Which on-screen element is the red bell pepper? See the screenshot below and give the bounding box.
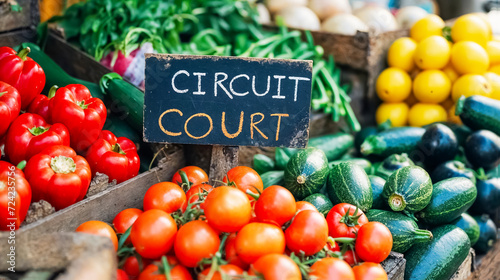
[49,84,107,153]
[0,160,32,230]
[85,130,140,183]
[27,86,59,123]
[0,47,45,110]
[4,113,70,165]
[0,81,21,138]
[24,145,91,210]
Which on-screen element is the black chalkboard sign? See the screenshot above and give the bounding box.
[143,54,313,148]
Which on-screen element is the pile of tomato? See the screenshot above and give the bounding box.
[75,165,393,280]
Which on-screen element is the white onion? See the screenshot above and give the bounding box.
[321,13,369,35]
[396,6,428,29]
[354,6,398,33]
[276,6,321,31]
[257,3,271,24]
[308,0,352,20]
[265,0,307,14]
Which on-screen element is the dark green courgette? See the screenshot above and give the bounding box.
[253,154,275,174]
[329,158,372,173]
[369,175,386,210]
[375,153,414,180]
[473,214,497,254]
[360,127,425,157]
[464,130,500,170]
[303,193,333,216]
[417,123,458,169]
[455,95,500,136]
[469,177,500,215]
[308,133,354,161]
[261,170,285,189]
[326,162,372,212]
[430,160,476,184]
[275,147,293,170]
[450,213,480,246]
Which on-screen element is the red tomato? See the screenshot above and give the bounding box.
[172,166,208,186]
[122,255,153,279]
[326,203,368,238]
[352,262,388,280]
[327,240,341,253]
[0,160,31,230]
[113,208,143,243]
[285,210,328,256]
[223,166,263,201]
[138,262,192,280]
[235,222,286,264]
[343,249,361,266]
[249,254,301,280]
[131,209,177,259]
[75,221,118,251]
[199,264,244,280]
[174,220,220,268]
[204,186,251,233]
[225,233,248,270]
[185,183,213,210]
[254,185,296,226]
[117,269,130,280]
[355,222,393,263]
[309,258,355,280]
[295,201,318,212]
[143,182,187,213]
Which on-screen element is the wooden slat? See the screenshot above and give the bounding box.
[0,28,36,47]
[0,0,39,33]
[382,252,406,280]
[451,249,476,280]
[469,240,500,280]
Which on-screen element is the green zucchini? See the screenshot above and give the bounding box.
[416,178,476,225]
[455,95,500,136]
[261,170,285,189]
[275,147,292,170]
[366,209,433,253]
[284,148,329,200]
[430,160,476,184]
[329,158,372,173]
[103,114,141,143]
[404,225,470,280]
[308,133,354,161]
[253,154,275,174]
[326,162,372,212]
[450,213,480,246]
[369,175,386,210]
[375,153,414,180]
[355,126,378,153]
[473,214,497,254]
[360,127,425,157]
[303,193,333,216]
[382,166,433,213]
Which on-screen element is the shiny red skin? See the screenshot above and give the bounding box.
[122,256,153,279]
[355,222,393,263]
[185,183,213,210]
[138,262,192,280]
[0,161,31,230]
[24,145,91,210]
[0,81,21,138]
[0,46,45,110]
[285,210,329,256]
[254,185,296,227]
[171,166,209,186]
[27,94,52,123]
[49,84,106,153]
[326,203,369,238]
[117,269,130,280]
[199,264,244,280]
[4,113,70,165]
[85,130,139,183]
[343,249,361,266]
[225,233,249,270]
[174,220,220,268]
[309,258,355,280]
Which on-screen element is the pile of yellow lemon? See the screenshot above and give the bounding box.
[376,13,500,127]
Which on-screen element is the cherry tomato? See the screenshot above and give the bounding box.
[326,203,368,238]
[117,269,130,280]
[204,186,251,233]
[131,209,177,259]
[76,221,118,251]
[343,249,361,266]
[285,210,328,256]
[122,255,153,279]
[185,183,213,210]
[223,166,263,201]
[309,258,355,280]
[295,201,318,212]
[143,182,187,213]
[225,233,248,270]
[249,254,301,280]
[254,185,296,226]
[113,208,143,241]
[138,262,192,280]
[174,220,220,268]
[355,222,393,263]
[235,222,286,264]
[172,166,208,186]
[352,262,388,280]
[199,264,244,280]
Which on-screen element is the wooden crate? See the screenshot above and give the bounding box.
[451,249,476,280]
[0,0,39,46]
[382,252,406,280]
[469,236,500,280]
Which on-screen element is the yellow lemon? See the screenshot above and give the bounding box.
[448,106,462,125]
[441,62,459,83]
[408,103,447,127]
[413,70,451,103]
[440,97,454,110]
[376,103,409,127]
[376,67,412,102]
[490,64,500,75]
[414,36,451,70]
[484,72,500,100]
[387,37,417,72]
[410,14,445,42]
[451,74,492,102]
[487,41,500,65]
[451,14,491,47]
[451,41,490,74]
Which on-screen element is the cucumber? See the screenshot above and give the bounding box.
[455,95,500,136]
[450,213,480,246]
[326,162,372,212]
[382,166,433,213]
[430,160,476,184]
[473,214,497,254]
[275,147,293,170]
[375,153,414,180]
[360,127,425,157]
[103,114,141,143]
[416,178,476,225]
[366,209,433,253]
[417,123,458,169]
[464,130,500,170]
[308,133,354,161]
[329,158,372,173]
[303,193,333,216]
[355,126,378,153]
[261,171,285,189]
[253,154,275,174]
[404,225,470,280]
[284,148,329,200]
[369,175,386,210]
[469,177,500,215]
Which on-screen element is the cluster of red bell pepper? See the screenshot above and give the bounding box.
[0,46,140,230]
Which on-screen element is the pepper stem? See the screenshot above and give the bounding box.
[389,193,406,212]
[17,47,30,61]
[50,156,76,174]
[77,100,89,109]
[28,126,50,136]
[16,160,26,170]
[48,85,59,99]
[112,143,126,155]
[0,91,6,97]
